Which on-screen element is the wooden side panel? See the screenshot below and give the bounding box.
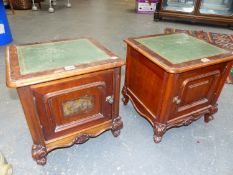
[31,70,114,140]
[126,46,165,119]
[17,87,46,146]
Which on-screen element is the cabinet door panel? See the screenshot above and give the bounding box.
[169,64,226,120]
[31,70,113,140]
[177,70,220,112]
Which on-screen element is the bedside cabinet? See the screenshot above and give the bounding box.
[122,33,233,143]
[6,38,124,165]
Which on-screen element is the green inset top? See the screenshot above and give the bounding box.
[17,39,110,74]
[136,33,229,64]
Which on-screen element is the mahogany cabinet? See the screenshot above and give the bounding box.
[5,38,124,165]
[154,0,233,27]
[122,33,233,143]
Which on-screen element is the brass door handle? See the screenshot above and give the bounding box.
[173,96,181,105]
[106,96,114,104]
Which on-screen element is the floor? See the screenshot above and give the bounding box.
[1,0,233,174]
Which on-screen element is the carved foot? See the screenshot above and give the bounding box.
[32,144,47,165]
[153,122,167,143]
[121,86,129,105]
[204,105,218,123]
[112,116,123,137]
[112,129,121,137]
[153,135,163,143]
[204,114,214,123]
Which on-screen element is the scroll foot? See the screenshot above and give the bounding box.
[153,122,167,143]
[112,116,123,137]
[32,144,47,165]
[112,129,121,137]
[204,105,218,123]
[153,135,163,143]
[204,114,214,123]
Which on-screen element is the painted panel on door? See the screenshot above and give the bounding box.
[62,95,94,117]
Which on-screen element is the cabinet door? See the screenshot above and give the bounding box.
[169,64,225,120]
[31,70,113,140]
